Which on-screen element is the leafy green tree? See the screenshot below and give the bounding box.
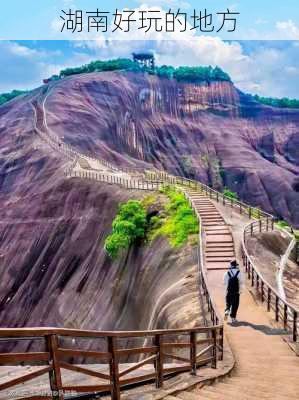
[0,90,28,106]
[104,200,147,259]
[253,94,299,109]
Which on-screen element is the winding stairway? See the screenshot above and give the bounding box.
[168,191,299,400]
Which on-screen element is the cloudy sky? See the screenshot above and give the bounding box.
[0,39,298,99]
[0,1,299,98]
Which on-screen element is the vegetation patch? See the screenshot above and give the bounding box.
[223,187,238,200]
[104,200,147,259]
[51,58,231,84]
[105,188,199,259]
[253,94,299,109]
[150,186,199,247]
[0,89,28,106]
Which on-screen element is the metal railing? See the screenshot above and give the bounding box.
[145,171,273,221]
[242,220,298,343]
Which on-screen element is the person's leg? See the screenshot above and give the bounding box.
[230,293,240,319]
[225,292,231,311]
[225,292,231,316]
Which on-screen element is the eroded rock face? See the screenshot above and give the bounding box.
[0,91,201,338]
[44,72,299,226]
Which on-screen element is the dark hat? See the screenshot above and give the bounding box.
[230,260,239,268]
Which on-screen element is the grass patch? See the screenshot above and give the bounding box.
[105,188,199,259]
[223,187,238,200]
[150,185,199,247]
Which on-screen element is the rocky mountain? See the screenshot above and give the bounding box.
[44,71,299,226]
[0,88,201,335]
[0,68,298,333]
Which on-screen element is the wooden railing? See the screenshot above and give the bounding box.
[145,171,273,221]
[65,169,162,191]
[0,326,223,400]
[184,191,223,329]
[242,220,298,343]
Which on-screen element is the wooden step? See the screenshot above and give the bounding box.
[176,392,201,400]
[206,257,234,263]
[206,252,235,258]
[206,243,234,248]
[206,261,231,267]
[206,236,233,243]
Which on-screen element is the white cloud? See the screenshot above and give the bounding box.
[77,37,299,98]
[276,20,299,40]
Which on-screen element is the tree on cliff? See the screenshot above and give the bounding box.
[105,200,147,259]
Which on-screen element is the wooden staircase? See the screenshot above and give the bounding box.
[179,189,299,400]
[187,190,235,271]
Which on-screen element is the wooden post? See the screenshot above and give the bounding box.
[219,327,224,361]
[267,288,271,312]
[251,271,254,287]
[275,297,279,322]
[46,335,64,400]
[108,336,120,400]
[293,311,297,342]
[259,219,262,233]
[261,281,264,303]
[249,207,252,219]
[154,335,163,388]
[211,330,217,369]
[283,304,288,330]
[190,332,197,375]
[251,223,253,236]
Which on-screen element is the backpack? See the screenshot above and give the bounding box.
[227,270,240,293]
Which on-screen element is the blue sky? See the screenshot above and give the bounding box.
[0,2,298,97]
[0,39,298,99]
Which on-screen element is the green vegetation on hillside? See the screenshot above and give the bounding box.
[150,186,199,247]
[173,66,231,83]
[0,89,28,106]
[56,58,231,84]
[60,58,141,77]
[104,200,147,259]
[253,94,299,109]
[105,187,199,259]
[223,187,238,200]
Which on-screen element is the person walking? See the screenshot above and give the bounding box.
[224,260,244,323]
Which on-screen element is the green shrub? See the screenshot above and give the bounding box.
[223,187,238,200]
[0,89,28,106]
[104,200,147,258]
[153,186,199,247]
[253,94,299,109]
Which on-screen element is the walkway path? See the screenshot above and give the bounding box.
[23,85,299,399]
[172,191,299,400]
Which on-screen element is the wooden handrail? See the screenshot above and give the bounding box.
[0,327,222,400]
[0,325,221,338]
[145,171,274,220]
[242,219,299,342]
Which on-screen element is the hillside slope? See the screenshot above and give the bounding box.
[42,71,299,226]
[0,92,201,335]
